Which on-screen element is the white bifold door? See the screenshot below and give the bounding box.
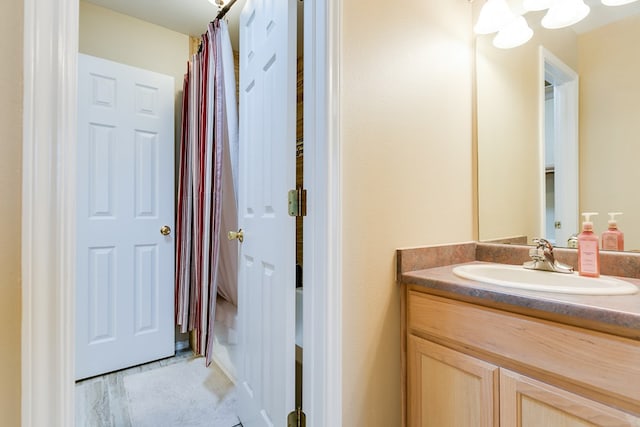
[237,0,298,425]
[76,54,175,380]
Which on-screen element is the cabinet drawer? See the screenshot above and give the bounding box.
[407,291,640,413]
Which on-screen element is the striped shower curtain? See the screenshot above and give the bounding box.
[175,19,239,366]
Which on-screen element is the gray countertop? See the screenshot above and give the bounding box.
[402,261,640,340]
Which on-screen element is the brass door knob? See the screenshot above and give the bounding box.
[228,229,244,243]
[160,225,171,236]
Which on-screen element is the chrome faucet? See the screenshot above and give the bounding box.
[523,238,574,274]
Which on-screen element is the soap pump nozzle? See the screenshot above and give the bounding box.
[607,212,623,229]
[581,212,598,232]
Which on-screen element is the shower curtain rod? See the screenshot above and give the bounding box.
[214,0,239,21]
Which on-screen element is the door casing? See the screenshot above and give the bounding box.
[537,47,579,246]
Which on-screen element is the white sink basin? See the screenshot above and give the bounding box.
[452,263,638,295]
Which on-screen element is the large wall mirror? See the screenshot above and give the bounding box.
[475,0,640,252]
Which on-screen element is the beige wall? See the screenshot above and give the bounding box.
[340,0,474,424]
[578,15,640,251]
[79,1,190,145]
[0,0,23,425]
[476,9,577,244]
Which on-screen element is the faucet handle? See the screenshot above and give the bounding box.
[533,238,553,253]
[527,238,574,273]
[529,247,545,261]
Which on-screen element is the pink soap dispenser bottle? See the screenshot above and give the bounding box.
[601,212,624,251]
[578,212,600,278]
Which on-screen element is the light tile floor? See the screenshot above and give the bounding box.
[75,349,242,427]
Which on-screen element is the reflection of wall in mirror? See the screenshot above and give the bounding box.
[578,15,640,252]
[475,7,577,245]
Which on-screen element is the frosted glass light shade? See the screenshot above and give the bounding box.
[493,15,534,48]
[542,0,590,29]
[602,0,639,5]
[523,0,554,11]
[474,0,518,34]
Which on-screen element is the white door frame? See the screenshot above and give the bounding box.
[21,0,342,426]
[537,46,579,244]
[302,1,342,426]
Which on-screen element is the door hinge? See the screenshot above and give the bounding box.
[287,407,306,427]
[288,188,307,217]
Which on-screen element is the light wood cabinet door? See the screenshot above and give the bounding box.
[500,369,640,427]
[407,335,499,427]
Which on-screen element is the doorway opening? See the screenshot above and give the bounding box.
[23,0,342,424]
[539,47,579,246]
[74,0,305,424]
[75,2,244,424]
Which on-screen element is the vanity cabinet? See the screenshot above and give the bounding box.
[407,335,498,426]
[500,370,639,426]
[405,289,640,426]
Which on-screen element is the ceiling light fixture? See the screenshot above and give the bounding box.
[476,0,634,49]
[541,0,590,29]
[493,15,534,48]
[474,0,519,34]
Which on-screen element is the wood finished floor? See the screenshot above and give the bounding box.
[75,349,242,427]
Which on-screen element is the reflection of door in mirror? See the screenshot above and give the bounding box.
[477,8,640,252]
[542,48,579,247]
[544,83,556,242]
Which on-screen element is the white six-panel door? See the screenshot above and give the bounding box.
[238,0,298,424]
[76,54,175,380]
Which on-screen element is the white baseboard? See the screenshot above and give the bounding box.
[211,353,237,385]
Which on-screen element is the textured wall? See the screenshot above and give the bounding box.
[579,15,640,251]
[340,0,474,424]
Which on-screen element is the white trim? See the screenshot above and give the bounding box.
[303,0,342,426]
[552,79,579,245]
[537,48,546,240]
[538,47,579,245]
[542,47,579,84]
[22,0,78,425]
